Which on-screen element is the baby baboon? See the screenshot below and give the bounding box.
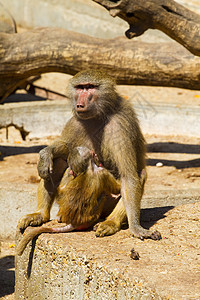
[18,69,161,241]
[16,146,120,255]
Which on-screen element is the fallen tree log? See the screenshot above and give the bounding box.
[92,0,200,56]
[1,27,200,102]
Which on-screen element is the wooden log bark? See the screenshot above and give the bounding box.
[92,0,200,56]
[1,27,200,102]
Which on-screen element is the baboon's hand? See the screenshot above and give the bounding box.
[37,147,53,179]
[17,212,45,230]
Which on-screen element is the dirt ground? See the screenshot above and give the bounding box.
[0,130,199,191]
[0,74,200,299]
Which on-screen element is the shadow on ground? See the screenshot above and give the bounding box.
[147,157,200,169]
[147,142,200,154]
[0,255,15,298]
[0,145,46,159]
[147,142,200,169]
[141,206,174,229]
[1,142,200,168]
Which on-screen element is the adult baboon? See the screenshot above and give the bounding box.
[18,69,161,241]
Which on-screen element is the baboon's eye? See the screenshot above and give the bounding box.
[75,84,98,90]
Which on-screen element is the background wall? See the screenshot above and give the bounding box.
[1,0,200,42]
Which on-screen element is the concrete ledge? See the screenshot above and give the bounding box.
[15,202,200,299]
[0,183,58,239]
[0,100,72,139]
[1,100,200,138]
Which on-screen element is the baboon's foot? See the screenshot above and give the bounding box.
[130,225,162,240]
[94,219,120,237]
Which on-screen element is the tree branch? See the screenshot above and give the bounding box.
[92,0,200,56]
[1,28,200,102]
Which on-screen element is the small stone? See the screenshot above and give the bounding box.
[130,248,140,260]
[156,162,163,167]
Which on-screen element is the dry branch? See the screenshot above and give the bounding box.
[92,0,200,56]
[1,27,200,101]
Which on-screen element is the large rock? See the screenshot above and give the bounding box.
[15,202,200,299]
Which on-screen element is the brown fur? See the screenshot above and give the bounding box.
[57,160,120,226]
[16,146,120,256]
[18,69,161,242]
